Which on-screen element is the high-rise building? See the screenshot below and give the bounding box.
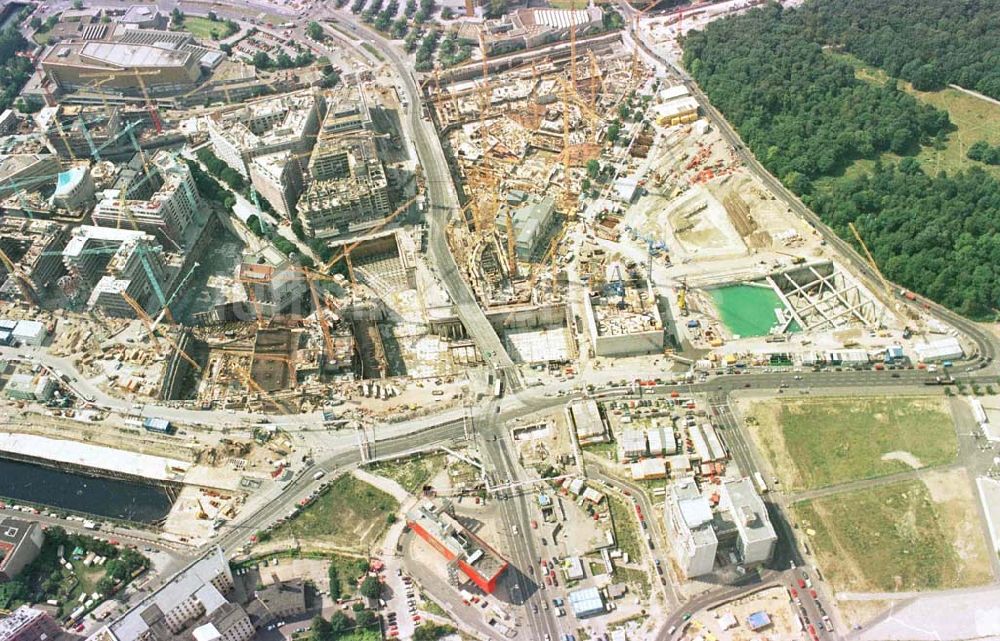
[236,245,308,317]
[665,477,776,578]
[61,226,167,317]
[0,219,68,304]
[719,478,777,566]
[206,89,323,219]
[665,479,718,578]
[92,151,202,249]
[296,134,390,238]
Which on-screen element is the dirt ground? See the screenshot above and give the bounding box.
[684,586,803,640]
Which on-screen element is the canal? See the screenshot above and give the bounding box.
[0,457,174,523]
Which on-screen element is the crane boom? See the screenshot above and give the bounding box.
[848,221,895,303]
[119,291,161,349]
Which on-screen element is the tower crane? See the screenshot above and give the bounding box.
[119,291,162,349]
[848,221,905,315]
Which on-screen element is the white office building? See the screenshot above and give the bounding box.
[665,479,717,578]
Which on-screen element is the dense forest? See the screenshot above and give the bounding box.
[683,5,950,190]
[0,26,34,114]
[682,3,1000,319]
[805,0,1000,100]
[813,162,1000,318]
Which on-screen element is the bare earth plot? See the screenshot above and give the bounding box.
[743,396,957,490]
[792,469,992,594]
[267,473,398,553]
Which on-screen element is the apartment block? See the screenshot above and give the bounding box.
[91,150,202,249]
[88,547,241,641]
[297,134,390,238]
[61,225,167,317]
[0,606,61,641]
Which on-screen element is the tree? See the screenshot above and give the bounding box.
[252,51,272,69]
[207,10,218,21]
[328,611,352,635]
[586,159,601,179]
[72,0,84,8]
[307,21,324,41]
[15,97,41,114]
[441,7,454,19]
[359,575,381,599]
[484,0,506,19]
[607,121,620,143]
[29,16,40,29]
[327,564,342,600]
[311,616,333,641]
[220,43,232,54]
[390,17,408,39]
[355,609,377,628]
[170,8,184,26]
[968,140,990,163]
[414,622,457,641]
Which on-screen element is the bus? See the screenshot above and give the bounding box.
[753,472,768,494]
[493,379,503,398]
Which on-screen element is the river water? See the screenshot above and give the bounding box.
[0,457,174,523]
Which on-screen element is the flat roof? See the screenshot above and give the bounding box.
[407,501,506,581]
[723,478,776,544]
[569,399,604,438]
[0,432,188,482]
[80,41,192,69]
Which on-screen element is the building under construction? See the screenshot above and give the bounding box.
[0,219,69,304]
[582,259,664,357]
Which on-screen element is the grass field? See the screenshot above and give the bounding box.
[269,474,398,551]
[367,453,445,495]
[793,471,992,592]
[824,51,1000,181]
[180,16,235,41]
[745,396,957,490]
[608,494,642,561]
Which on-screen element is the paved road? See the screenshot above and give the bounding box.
[318,10,521,393]
[616,1,997,367]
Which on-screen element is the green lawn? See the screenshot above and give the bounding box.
[607,494,642,561]
[793,477,991,592]
[612,567,650,599]
[825,51,1000,181]
[367,453,445,495]
[582,440,618,461]
[180,16,235,41]
[747,396,957,490]
[269,474,399,550]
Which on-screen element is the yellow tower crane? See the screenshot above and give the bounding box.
[849,221,904,314]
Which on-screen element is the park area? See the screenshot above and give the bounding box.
[743,395,958,490]
[0,527,147,616]
[792,468,992,593]
[178,15,237,41]
[267,474,399,553]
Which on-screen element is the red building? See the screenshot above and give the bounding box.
[406,500,508,594]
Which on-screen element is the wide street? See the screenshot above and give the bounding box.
[8,2,1000,640]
